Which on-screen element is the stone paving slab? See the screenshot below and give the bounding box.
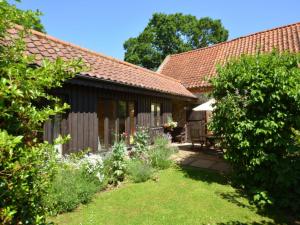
[172,149,231,173]
[178,157,197,166]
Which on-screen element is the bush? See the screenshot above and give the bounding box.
[43,153,105,215]
[0,132,58,224]
[210,51,300,212]
[149,137,177,169]
[43,165,101,215]
[131,127,150,158]
[0,1,83,223]
[127,159,154,183]
[104,141,127,185]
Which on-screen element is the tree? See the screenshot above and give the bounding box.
[210,51,300,212]
[124,13,228,70]
[0,0,45,32]
[0,1,83,224]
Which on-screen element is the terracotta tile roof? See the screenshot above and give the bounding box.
[158,22,300,89]
[8,26,196,99]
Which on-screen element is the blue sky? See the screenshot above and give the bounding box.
[15,0,300,60]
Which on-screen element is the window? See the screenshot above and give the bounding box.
[98,99,136,148]
[151,103,162,127]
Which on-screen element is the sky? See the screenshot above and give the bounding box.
[14,0,300,60]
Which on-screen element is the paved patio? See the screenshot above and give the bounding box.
[171,143,231,173]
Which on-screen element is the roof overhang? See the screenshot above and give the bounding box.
[67,74,197,101]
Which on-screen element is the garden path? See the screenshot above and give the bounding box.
[171,144,231,173]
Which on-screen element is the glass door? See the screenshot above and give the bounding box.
[98,99,136,149]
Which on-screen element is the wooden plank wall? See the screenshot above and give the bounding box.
[45,83,173,154]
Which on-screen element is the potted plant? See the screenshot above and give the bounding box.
[163,117,178,132]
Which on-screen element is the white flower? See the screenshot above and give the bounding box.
[95,172,104,182]
[60,153,105,182]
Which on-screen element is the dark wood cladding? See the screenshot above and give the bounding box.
[44,79,178,154]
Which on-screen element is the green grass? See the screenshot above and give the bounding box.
[51,167,280,225]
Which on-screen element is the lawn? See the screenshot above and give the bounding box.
[51,167,279,225]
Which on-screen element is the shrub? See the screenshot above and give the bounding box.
[104,141,127,185]
[43,152,105,215]
[0,1,83,223]
[210,51,300,212]
[0,132,58,224]
[131,127,150,157]
[43,165,101,215]
[127,159,154,183]
[149,137,177,169]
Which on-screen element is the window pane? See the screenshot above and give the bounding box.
[151,103,155,127]
[151,102,162,127]
[156,104,161,126]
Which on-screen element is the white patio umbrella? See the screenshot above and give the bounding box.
[193,98,216,111]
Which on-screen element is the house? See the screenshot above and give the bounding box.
[13,22,300,154]
[9,26,196,154]
[158,22,300,133]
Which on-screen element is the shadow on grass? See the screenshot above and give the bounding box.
[177,165,229,185]
[214,221,276,225]
[217,190,256,210]
[176,166,297,225]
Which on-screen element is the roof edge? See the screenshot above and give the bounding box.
[157,55,170,73]
[77,74,197,99]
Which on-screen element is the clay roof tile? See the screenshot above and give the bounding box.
[9,26,195,98]
[159,22,300,89]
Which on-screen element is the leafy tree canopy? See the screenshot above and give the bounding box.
[124,13,228,70]
[0,0,45,33]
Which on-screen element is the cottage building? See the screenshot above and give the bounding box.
[13,22,300,154]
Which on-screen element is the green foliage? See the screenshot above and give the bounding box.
[131,127,150,157]
[126,159,154,183]
[0,1,83,224]
[0,0,45,35]
[43,164,102,215]
[149,137,177,169]
[0,0,45,32]
[0,130,57,224]
[210,51,300,212]
[105,141,127,185]
[43,152,105,215]
[124,13,228,70]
